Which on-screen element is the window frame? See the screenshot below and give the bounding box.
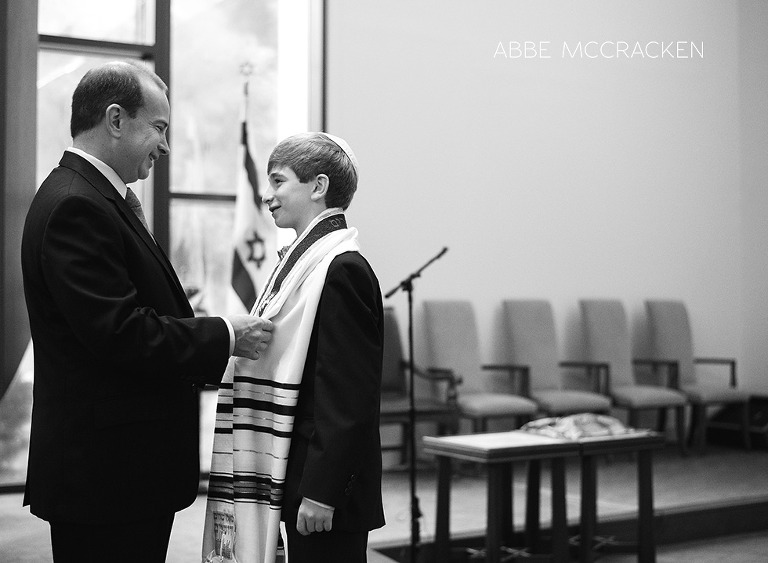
[38,0,172,247]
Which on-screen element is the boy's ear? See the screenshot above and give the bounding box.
[310,174,329,202]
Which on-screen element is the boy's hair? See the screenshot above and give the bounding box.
[70,61,167,138]
[268,132,358,210]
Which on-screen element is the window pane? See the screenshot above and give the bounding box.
[170,0,278,196]
[0,347,33,486]
[37,51,155,224]
[38,0,156,44]
[170,0,317,195]
[170,199,236,317]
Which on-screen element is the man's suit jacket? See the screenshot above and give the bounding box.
[282,250,386,533]
[21,151,231,524]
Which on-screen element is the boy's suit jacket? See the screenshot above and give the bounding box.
[282,250,386,533]
[21,151,230,524]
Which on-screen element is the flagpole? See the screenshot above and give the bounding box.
[231,61,277,314]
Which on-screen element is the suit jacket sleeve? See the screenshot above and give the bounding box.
[297,253,383,508]
[40,192,229,384]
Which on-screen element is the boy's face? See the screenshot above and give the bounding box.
[264,166,318,233]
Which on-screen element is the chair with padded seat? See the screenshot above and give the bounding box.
[379,307,460,465]
[580,299,689,455]
[645,299,750,453]
[423,300,538,432]
[502,299,612,417]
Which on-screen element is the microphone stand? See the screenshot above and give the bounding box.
[385,247,449,563]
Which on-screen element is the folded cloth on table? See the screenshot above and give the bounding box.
[521,413,636,440]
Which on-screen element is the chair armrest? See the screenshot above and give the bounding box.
[410,364,462,384]
[481,363,531,397]
[559,361,610,394]
[694,357,737,387]
[418,365,462,405]
[633,358,680,389]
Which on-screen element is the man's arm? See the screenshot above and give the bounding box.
[41,194,271,380]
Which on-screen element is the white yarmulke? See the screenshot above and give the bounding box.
[319,132,359,176]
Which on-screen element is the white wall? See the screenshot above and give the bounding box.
[738,1,768,394]
[327,0,768,393]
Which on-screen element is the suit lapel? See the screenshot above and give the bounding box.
[58,152,189,301]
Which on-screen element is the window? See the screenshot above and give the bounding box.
[0,0,323,488]
[36,51,156,206]
[169,0,324,320]
[169,0,324,474]
[0,0,163,491]
[38,0,156,44]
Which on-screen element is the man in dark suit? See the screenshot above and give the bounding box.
[21,61,273,562]
[264,133,385,562]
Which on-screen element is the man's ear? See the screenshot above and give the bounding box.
[310,174,329,202]
[105,104,123,138]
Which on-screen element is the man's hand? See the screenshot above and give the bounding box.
[227,315,274,360]
[296,498,334,536]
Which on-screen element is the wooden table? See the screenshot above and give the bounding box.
[575,432,666,563]
[423,431,581,563]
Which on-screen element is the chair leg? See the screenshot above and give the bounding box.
[675,406,688,456]
[694,404,707,454]
[687,404,696,446]
[628,409,640,429]
[742,401,752,450]
[656,408,668,432]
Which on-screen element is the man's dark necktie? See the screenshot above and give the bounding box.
[125,187,151,233]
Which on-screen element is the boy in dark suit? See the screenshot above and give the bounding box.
[203,133,384,563]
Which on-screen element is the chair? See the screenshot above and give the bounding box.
[502,300,612,416]
[423,300,538,432]
[379,307,460,464]
[645,299,750,453]
[579,299,688,454]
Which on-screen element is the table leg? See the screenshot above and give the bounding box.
[486,464,508,563]
[637,450,656,563]
[580,454,597,563]
[434,456,451,563]
[550,457,568,563]
[501,462,514,547]
[525,459,541,551]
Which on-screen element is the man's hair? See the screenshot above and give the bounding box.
[268,133,358,210]
[70,61,168,138]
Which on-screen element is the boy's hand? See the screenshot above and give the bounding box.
[296,498,334,535]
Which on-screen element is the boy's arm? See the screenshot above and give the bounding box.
[297,252,383,511]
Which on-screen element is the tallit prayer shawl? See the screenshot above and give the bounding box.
[203,210,359,563]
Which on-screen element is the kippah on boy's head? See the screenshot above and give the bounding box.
[268,132,359,210]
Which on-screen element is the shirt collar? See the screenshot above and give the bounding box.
[66,147,128,199]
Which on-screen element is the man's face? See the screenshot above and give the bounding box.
[263,166,316,233]
[117,79,170,185]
